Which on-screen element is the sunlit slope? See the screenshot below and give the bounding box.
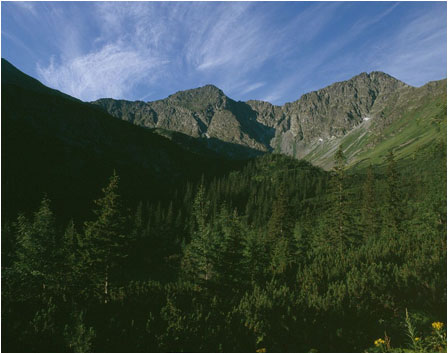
[303,79,446,169]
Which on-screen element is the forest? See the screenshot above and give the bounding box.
[2,138,446,352]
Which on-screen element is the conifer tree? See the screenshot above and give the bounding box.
[181,184,216,284]
[82,171,128,302]
[60,219,81,289]
[63,311,96,352]
[243,229,268,284]
[289,221,309,271]
[2,220,16,268]
[270,237,293,276]
[192,183,209,232]
[14,197,59,286]
[212,207,247,293]
[361,164,378,240]
[132,202,144,239]
[267,182,293,242]
[326,145,354,248]
[383,150,403,237]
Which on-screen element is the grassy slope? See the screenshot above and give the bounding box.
[303,80,447,171]
[351,91,446,169]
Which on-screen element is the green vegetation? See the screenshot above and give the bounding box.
[303,82,447,170]
[367,311,446,353]
[352,89,447,168]
[3,143,446,352]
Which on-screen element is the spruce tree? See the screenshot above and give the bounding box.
[270,236,293,276]
[326,145,354,248]
[292,222,308,260]
[14,197,59,286]
[82,171,128,302]
[267,182,293,242]
[2,220,16,268]
[212,207,246,293]
[361,164,378,240]
[383,150,403,237]
[60,219,81,290]
[243,229,268,284]
[63,311,96,352]
[181,184,216,284]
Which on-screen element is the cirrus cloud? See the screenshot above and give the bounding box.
[3,1,446,105]
[37,44,168,100]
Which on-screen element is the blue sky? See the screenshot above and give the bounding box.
[2,1,447,105]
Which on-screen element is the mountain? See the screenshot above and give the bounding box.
[93,72,446,168]
[94,85,274,158]
[1,59,241,221]
[301,77,446,169]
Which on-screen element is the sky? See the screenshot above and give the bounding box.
[2,1,447,105]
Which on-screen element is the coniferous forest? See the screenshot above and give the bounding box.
[3,143,447,352]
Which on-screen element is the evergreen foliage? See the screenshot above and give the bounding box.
[383,150,403,237]
[324,145,357,248]
[2,149,446,352]
[81,171,129,302]
[361,164,378,240]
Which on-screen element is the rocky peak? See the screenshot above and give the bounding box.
[166,84,227,111]
[92,70,442,164]
[297,71,407,104]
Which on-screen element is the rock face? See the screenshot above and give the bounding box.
[93,71,442,165]
[263,71,410,159]
[95,85,275,156]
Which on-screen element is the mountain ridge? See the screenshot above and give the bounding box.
[2,57,445,169]
[92,69,445,167]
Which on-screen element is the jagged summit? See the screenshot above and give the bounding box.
[92,68,445,167]
[165,84,227,109]
[167,84,225,100]
[297,71,408,103]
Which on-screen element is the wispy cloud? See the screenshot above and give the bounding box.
[2,30,39,60]
[349,2,400,34]
[12,1,37,16]
[239,82,266,95]
[258,2,441,104]
[4,2,444,104]
[365,7,447,86]
[191,3,270,72]
[33,2,172,100]
[34,2,280,101]
[37,44,167,100]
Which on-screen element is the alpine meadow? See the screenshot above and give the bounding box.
[1,2,447,353]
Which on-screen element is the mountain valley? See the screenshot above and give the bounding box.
[2,57,446,353]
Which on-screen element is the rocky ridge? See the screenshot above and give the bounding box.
[92,71,445,167]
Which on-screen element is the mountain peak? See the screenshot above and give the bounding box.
[167,84,225,100]
[296,70,409,103]
[165,84,227,110]
[199,84,223,92]
[87,66,445,166]
[350,70,409,87]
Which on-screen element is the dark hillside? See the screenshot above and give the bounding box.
[2,59,241,222]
